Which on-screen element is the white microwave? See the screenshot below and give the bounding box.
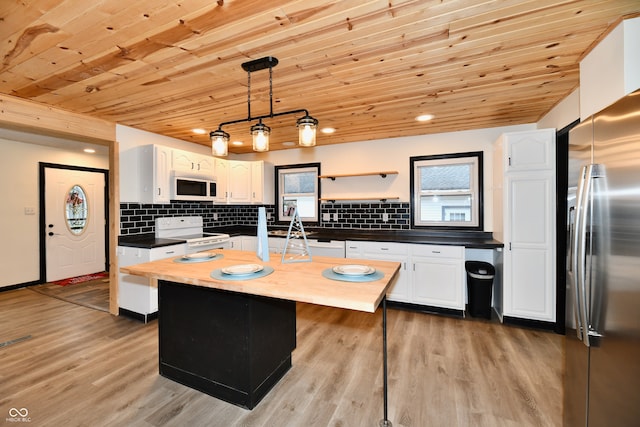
[171,174,216,201]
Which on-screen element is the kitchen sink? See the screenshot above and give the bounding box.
[268,229,315,237]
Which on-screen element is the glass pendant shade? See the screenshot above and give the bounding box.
[210,129,229,157]
[251,121,270,152]
[297,115,318,147]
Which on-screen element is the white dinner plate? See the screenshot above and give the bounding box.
[183,252,215,260]
[332,264,376,276]
[221,264,264,275]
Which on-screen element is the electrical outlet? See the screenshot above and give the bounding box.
[213,213,218,220]
[24,207,36,215]
[382,213,389,222]
[332,213,339,221]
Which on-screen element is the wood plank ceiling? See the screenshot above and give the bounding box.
[1,0,639,154]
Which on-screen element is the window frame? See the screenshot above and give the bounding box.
[410,151,484,230]
[274,162,321,225]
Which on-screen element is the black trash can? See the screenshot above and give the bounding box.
[465,261,495,319]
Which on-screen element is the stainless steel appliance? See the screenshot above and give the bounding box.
[565,89,640,426]
[171,174,217,201]
[155,216,230,253]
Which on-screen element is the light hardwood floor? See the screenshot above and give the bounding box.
[0,289,563,426]
[29,278,110,312]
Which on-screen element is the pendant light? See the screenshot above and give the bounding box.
[210,56,318,155]
[297,115,318,147]
[251,120,270,152]
[210,128,229,156]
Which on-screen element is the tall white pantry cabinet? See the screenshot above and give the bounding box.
[493,129,556,323]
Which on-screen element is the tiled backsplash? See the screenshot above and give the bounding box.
[119,201,409,235]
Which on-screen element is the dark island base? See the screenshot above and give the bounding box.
[158,280,297,409]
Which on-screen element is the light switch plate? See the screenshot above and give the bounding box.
[322,213,330,221]
[332,213,338,221]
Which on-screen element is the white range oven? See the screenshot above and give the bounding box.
[155,216,230,253]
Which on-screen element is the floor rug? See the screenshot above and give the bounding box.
[53,272,109,287]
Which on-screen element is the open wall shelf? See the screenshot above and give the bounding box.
[319,170,399,203]
[319,171,398,180]
[320,197,400,203]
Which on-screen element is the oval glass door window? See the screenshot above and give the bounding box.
[65,185,88,235]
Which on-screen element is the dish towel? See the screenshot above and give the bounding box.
[256,206,270,262]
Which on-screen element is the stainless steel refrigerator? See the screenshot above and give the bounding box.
[565,89,640,426]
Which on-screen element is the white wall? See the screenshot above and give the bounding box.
[0,138,109,288]
[236,123,535,232]
[537,89,580,130]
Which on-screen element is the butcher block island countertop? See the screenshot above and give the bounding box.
[119,249,401,313]
[119,249,400,411]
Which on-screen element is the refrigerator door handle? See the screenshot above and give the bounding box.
[573,165,590,345]
[577,164,605,347]
[568,167,586,341]
[587,163,608,345]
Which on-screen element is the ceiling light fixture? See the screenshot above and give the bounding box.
[416,114,435,122]
[210,56,318,156]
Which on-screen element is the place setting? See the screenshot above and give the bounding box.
[322,264,384,282]
[210,263,274,281]
[173,251,224,264]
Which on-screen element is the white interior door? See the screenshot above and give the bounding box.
[45,167,106,282]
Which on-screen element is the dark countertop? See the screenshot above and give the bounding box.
[206,226,504,249]
[118,233,186,249]
[118,227,503,250]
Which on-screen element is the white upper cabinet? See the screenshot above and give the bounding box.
[580,16,640,119]
[172,148,215,177]
[504,129,554,171]
[228,160,251,203]
[140,144,171,204]
[213,159,274,204]
[251,160,274,204]
[213,158,229,203]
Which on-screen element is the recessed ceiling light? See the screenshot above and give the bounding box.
[416,114,434,122]
[321,127,335,134]
[231,140,244,146]
[192,128,207,134]
[83,148,96,154]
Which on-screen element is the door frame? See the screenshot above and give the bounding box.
[39,162,110,284]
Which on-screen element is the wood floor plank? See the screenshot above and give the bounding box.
[0,289,563,426]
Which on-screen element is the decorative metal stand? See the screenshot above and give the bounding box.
[281,208,312,263]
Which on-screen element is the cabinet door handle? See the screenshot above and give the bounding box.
[432,250,441,254]
[165,251,175,255]
[381,247,389,251]
[157,188,161,196]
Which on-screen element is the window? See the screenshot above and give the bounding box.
[275,163,320,223]
[410,151,483,230]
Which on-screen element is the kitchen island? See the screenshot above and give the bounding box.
[120,249,400,414]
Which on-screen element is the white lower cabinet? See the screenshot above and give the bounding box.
[117,244,186,320]
[410,244,465,310]
[347,241,410,302]
[347,241,464,309]
[229,235,257,251]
